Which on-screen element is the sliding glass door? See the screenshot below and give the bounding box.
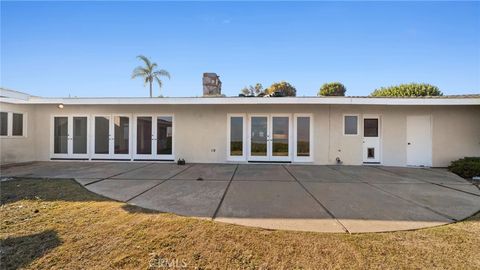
[133,115,174,160]
[52,115,89,159]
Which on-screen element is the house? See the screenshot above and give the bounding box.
[1,86,479,167]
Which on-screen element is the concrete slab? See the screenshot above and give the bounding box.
[440,183,480,196]
[112,163,186,179]
[284,165,360,182]
[75,178,102,186]
[303,182,452,233]
[371,183,480,221]
[85,179,163,202]
[379,166,468,184]
[215,181,345,233]
[129,180,229,218]
[54,162,150,179]
[233,164,294,181]
[171,164,236,181]
[329,165,422,183]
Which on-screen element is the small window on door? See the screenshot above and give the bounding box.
[296,116,311,157]
[364,119,379,137]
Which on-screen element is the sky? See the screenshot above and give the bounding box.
[1,1,479,97]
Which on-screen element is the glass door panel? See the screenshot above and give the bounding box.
[114,116,130,155]
[250,116,268,158]
[54,117,68,154]
[157,116,173,155]
[229,117,244,157]
[272,117,289,157]
[296,117,310,157]
[136,117,152,155]
[94,116,110,154]
[72,117,88,154]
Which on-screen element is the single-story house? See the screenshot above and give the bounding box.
[1,87,479,167]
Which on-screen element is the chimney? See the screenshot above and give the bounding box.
[202,73,222,96]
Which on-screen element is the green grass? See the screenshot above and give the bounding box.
[1,178,479,269]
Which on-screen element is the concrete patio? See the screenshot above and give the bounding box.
[1,162,479,233]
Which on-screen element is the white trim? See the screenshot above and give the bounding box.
[293,114,314,162]
[247,114,270,161]
[91,114,132,160]
[226,114,247,162]
[2,96,479,106]
[343,114,359,136]
[50,114,90,159]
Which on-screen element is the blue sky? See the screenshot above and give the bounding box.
[1,1,479,97]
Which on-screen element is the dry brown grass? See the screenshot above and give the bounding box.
[1,178,479,269]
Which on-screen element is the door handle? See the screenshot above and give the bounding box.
[407,142,411,145]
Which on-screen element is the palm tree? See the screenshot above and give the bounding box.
[132,55,170,97]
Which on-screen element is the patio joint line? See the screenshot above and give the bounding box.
[282,165,350,233]
[125,164,194,202]
[365,182,457,221]
[373,166,480,197]
[83,163,155,186]
[212,164,239,220]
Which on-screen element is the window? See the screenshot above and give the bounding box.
[0,112,25,137]
[12,113,23,136]
[344,115,358,135]
[294,114,313,162]
[157,116,173,155]
[0,112,7,136]
[227,115,245,160]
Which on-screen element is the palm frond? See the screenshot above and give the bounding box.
[154,77,163,89]
[131,66,149,79]
[154,69,171,79]
[136,55,152,69]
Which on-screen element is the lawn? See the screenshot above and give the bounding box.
[1,178,479,269]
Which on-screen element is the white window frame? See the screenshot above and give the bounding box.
[293,114,314,162]
[343,114,359,136]
[227,114,246,161]
[50,114,90,159]
[0,111,27,138]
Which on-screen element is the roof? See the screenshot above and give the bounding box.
[1,88,479,106]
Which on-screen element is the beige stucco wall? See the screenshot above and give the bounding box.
[1,102,479,167]
[0,102,37,164]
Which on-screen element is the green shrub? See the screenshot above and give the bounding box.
[265,81,297,97]
[371,83,443,97]
[318,82,346,96]
[448,157,480,179]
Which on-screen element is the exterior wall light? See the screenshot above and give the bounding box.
[58,104,64,109]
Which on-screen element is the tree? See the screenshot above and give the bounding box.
[265,81,297,97]
[318,82,346,96]
[132,55,171,97]
[240,83,264,96]
[370,83,443,97]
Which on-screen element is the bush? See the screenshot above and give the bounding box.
[371,83,443,97]
[265,81,296,97]
[318,82,346,96]
[448,157,480,179]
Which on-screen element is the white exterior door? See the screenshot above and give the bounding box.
[51,115,89,159]
[362,116,381,163]
[92,115,131,160]
[406,115,432,167]
[133,115,174,160]
[247,115,292,162]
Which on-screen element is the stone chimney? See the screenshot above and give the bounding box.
[203,73,222,96]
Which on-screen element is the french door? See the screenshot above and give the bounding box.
[51,115,89,159]
[92,115,132,159]
[248,115,292,162]
[133,115,174,160]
